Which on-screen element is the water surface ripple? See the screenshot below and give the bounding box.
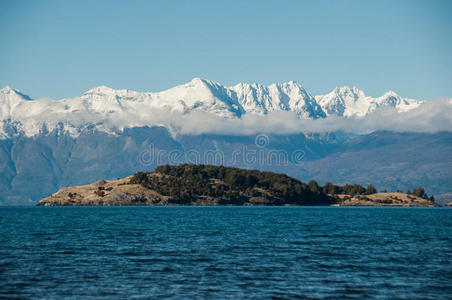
[0,207,451,299]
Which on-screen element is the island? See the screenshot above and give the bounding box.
[37,164,438,207]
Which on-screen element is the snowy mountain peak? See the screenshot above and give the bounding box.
[377,90,403,106]
[0,86,32,100]
[83,85,119,96]
[188,77,209,85]
[277,80,300,88]
[383,90,398,97]
[1,86,16,94]
[185,78,225,92]
[315,86,365,117]
[376,90,421,112]
[331,86,365,98]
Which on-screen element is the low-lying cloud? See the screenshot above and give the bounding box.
[158,98,452,136]
[3,97,451,138]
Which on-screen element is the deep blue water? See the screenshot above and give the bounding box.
[0,207,451,299]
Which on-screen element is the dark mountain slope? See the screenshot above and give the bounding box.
[1,129,450,205]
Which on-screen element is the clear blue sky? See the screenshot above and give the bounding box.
[1,0,451,99]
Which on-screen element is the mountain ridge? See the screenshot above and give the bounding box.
[0,78,426,138]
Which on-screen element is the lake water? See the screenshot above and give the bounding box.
[0,207,451,299]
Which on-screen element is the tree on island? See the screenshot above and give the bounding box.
[308,180,320,194]
[407,187,434,200]
[366,184,377,195]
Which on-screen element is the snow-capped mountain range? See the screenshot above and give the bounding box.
[0,78,423,137]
